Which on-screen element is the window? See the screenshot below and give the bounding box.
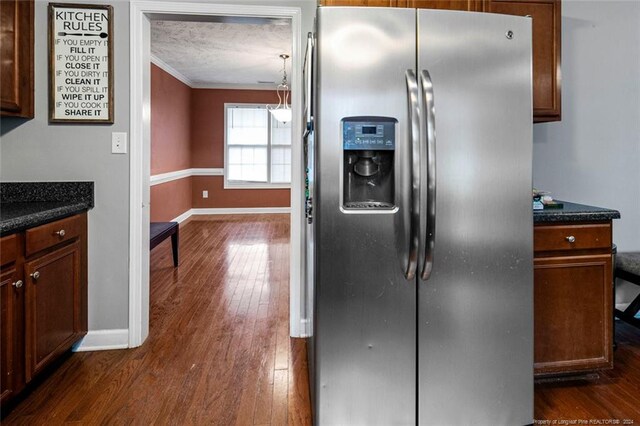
[225,104,291,188]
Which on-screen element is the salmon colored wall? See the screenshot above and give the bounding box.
[190,89,290,208]
[150,178,193,222]
[150,64,192,221]
[151,70,292,219]
[150,63,191,175]
[191,89,279,168]
[192,176,290,208]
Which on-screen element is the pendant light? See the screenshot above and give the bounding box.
[268,54,292,123]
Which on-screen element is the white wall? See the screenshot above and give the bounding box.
[532,0,640,304]
[533,0,640,250]
[0,0,131,331]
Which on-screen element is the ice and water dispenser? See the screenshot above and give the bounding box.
[342,117,396,210]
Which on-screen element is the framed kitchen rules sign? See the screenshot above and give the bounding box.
[48,3,113,123]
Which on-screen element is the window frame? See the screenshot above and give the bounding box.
[223,103,292,189]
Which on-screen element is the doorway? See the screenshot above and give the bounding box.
[129,1,305,347]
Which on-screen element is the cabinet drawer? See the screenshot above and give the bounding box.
[1,234,18,266]
[25,215,83,257]
[534,223,611,253]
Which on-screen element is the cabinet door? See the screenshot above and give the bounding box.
[1,268,19,404]
[24,242,81,382]
[0,0,34,118]
[321,0,399,6]
[321,0,480,9]
[403,0,480,10]
[534,254,613,375]
[483,0,561,122]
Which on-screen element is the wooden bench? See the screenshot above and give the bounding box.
[615,252,640,328]
[150,222,179,267]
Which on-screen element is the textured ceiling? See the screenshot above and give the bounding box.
[150,19,292,87]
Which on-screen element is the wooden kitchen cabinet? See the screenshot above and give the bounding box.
[321,0,400,5]
[24,242,82,381]
[1,268,20,405]
[533,221,613,376]
[0,213,87,410]
[321,0,480,9]
[0,0,35,118]
[483,0,561,122]
[319,0,562,122]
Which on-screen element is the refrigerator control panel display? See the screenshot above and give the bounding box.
[343,117,396,150]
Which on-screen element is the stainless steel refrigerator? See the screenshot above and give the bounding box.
[307,6,533,425]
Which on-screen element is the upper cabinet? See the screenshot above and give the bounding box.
[322,0,480,10]
[483,0,561,122]
[403,1,481,11]
[1,0,35,119]
[319,0,562,122]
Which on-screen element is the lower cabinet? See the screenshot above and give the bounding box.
[0,212,87,410]
[533,221,614,376]
[24,241,82,382]
[1,268,20,405]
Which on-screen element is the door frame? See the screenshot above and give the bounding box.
[129,1,304,347]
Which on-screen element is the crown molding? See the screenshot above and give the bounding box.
[150,54,194,87]
[191,83,277,91]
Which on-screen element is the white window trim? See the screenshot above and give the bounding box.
[223,102,292,190]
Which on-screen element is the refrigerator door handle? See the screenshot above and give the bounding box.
[420,69,436,281]
[405,70,421,280]
[303,32,314,138]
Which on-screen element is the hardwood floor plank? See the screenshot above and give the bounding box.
[271,369,289,425]
[535,321,640,422]
[288,338,313,426]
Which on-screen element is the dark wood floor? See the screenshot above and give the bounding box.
[3,214,640,424]
[2,214,311,425]
[535,320,640,422]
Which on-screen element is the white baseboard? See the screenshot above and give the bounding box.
[73,329,129,352]
[171,209,193,224]
[172,207,291,223]
[192,207,291,215]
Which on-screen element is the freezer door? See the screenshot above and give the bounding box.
[417,10,533,425]
[314,7,417,426]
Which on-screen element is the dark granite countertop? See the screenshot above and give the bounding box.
[534,200,620,223]
[1,182,94,236]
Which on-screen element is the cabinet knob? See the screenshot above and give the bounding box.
[565,235,576,243]
[55,229,66,237]
[30,271,40,280]
[12,280,23,288]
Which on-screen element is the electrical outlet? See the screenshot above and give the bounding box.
[202,190,208,199]
[111,132,127,154]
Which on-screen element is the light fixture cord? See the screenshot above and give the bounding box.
[269,54,290,116]
[277,55,289,110]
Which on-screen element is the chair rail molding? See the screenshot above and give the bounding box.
[150,168,223,186]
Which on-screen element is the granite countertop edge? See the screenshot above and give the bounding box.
[534,200,621,223]
[1,201,92,237]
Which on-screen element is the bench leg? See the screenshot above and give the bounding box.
[171,228,179,267]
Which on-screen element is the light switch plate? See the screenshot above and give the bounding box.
[112,132,127,154]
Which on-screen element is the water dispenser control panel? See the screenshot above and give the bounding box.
[342,117,396,211]
[343,119,396,151]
